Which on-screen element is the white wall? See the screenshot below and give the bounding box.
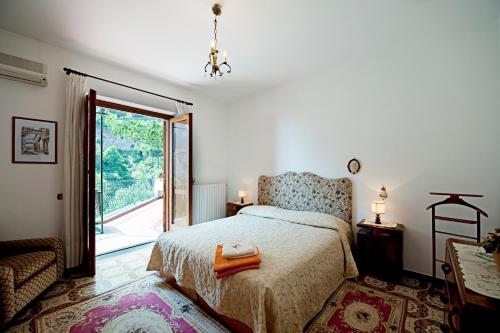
[227,5,500,275]
[0,29,228,241]
[1,1,499,277]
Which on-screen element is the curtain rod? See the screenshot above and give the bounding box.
[63,67,193,106]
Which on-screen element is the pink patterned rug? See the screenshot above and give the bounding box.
[6,263,443,333]
[31,274,229,333]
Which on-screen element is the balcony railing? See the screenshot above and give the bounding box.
[95,177,163,233]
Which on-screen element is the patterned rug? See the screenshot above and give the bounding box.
[5,243,443,333]
[5,244,157,332]
[29,274,229,333]
[306,275,444,333]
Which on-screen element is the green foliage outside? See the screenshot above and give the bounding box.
[96,108,163,216]
[102,146,130,181]
[106,179,154,213]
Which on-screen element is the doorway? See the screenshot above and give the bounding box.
[94,106,165,255]
[84,90,193,275]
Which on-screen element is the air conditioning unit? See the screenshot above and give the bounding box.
[0,52,48,87]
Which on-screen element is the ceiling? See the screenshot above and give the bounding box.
[0,0,499,103]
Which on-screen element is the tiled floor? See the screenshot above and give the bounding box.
[93,243,154,290]
[95,199,163,255]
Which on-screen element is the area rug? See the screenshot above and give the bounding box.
[5,241,443,333]
[29,274,229,333]
[307,275,444,333]
[5,245,156,332]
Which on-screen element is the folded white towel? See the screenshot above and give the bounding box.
[222,241,258,258]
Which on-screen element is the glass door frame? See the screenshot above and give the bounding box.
[85,89,174,275]
[94,98,172,234]
[168,113,193,230]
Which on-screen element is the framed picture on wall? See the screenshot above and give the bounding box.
[12,116,57,164]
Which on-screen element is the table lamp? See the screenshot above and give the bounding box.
[239,190,246,204]
[371,200,385,224]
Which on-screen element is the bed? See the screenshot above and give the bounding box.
[147,172,358,333]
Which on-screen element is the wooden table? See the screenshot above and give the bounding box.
[442,238,499,332]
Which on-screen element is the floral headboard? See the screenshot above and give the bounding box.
[258,172,352,223]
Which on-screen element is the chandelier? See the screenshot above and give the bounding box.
[204,4,231,78]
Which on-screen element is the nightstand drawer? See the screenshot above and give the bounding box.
[372,229,396,238]
[226,205,239,217]
[226,202,253,217]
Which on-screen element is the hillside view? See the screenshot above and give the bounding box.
[95,108,164,219]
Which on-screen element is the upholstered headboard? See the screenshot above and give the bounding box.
[258,172,352,223]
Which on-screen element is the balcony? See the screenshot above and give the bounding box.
[95,178,164,256]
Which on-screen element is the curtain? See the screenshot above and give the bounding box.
[175,101,193,115]
[63,74,87,268]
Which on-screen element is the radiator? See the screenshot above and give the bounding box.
[193,183,226,224]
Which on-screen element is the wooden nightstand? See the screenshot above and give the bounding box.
[226,202,253,217]
[356,219,404,282]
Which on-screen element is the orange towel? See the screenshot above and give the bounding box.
[216,263,260,279]
[214,244,261,272]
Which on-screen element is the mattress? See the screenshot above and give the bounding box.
[147,205,358,333]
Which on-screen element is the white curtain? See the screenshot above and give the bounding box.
[175,101,193,115]
[63,74,87,268]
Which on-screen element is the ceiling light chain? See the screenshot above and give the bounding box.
[213,16,218,47]
[204,3,231,79]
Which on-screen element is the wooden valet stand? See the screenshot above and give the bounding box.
[427,192,488,332]
[426,192,488,280]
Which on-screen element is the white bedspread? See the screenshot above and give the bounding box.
[147,205,358,333]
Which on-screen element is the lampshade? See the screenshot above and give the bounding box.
[238,190,246,198]
[371,201,386,214]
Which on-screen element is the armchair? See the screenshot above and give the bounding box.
[0,237,64,324]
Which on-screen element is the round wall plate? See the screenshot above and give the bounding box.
[347,158,361,174]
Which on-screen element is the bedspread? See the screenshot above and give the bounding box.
[147,205,358,333]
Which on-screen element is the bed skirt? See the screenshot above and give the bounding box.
[161,271,253,333]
